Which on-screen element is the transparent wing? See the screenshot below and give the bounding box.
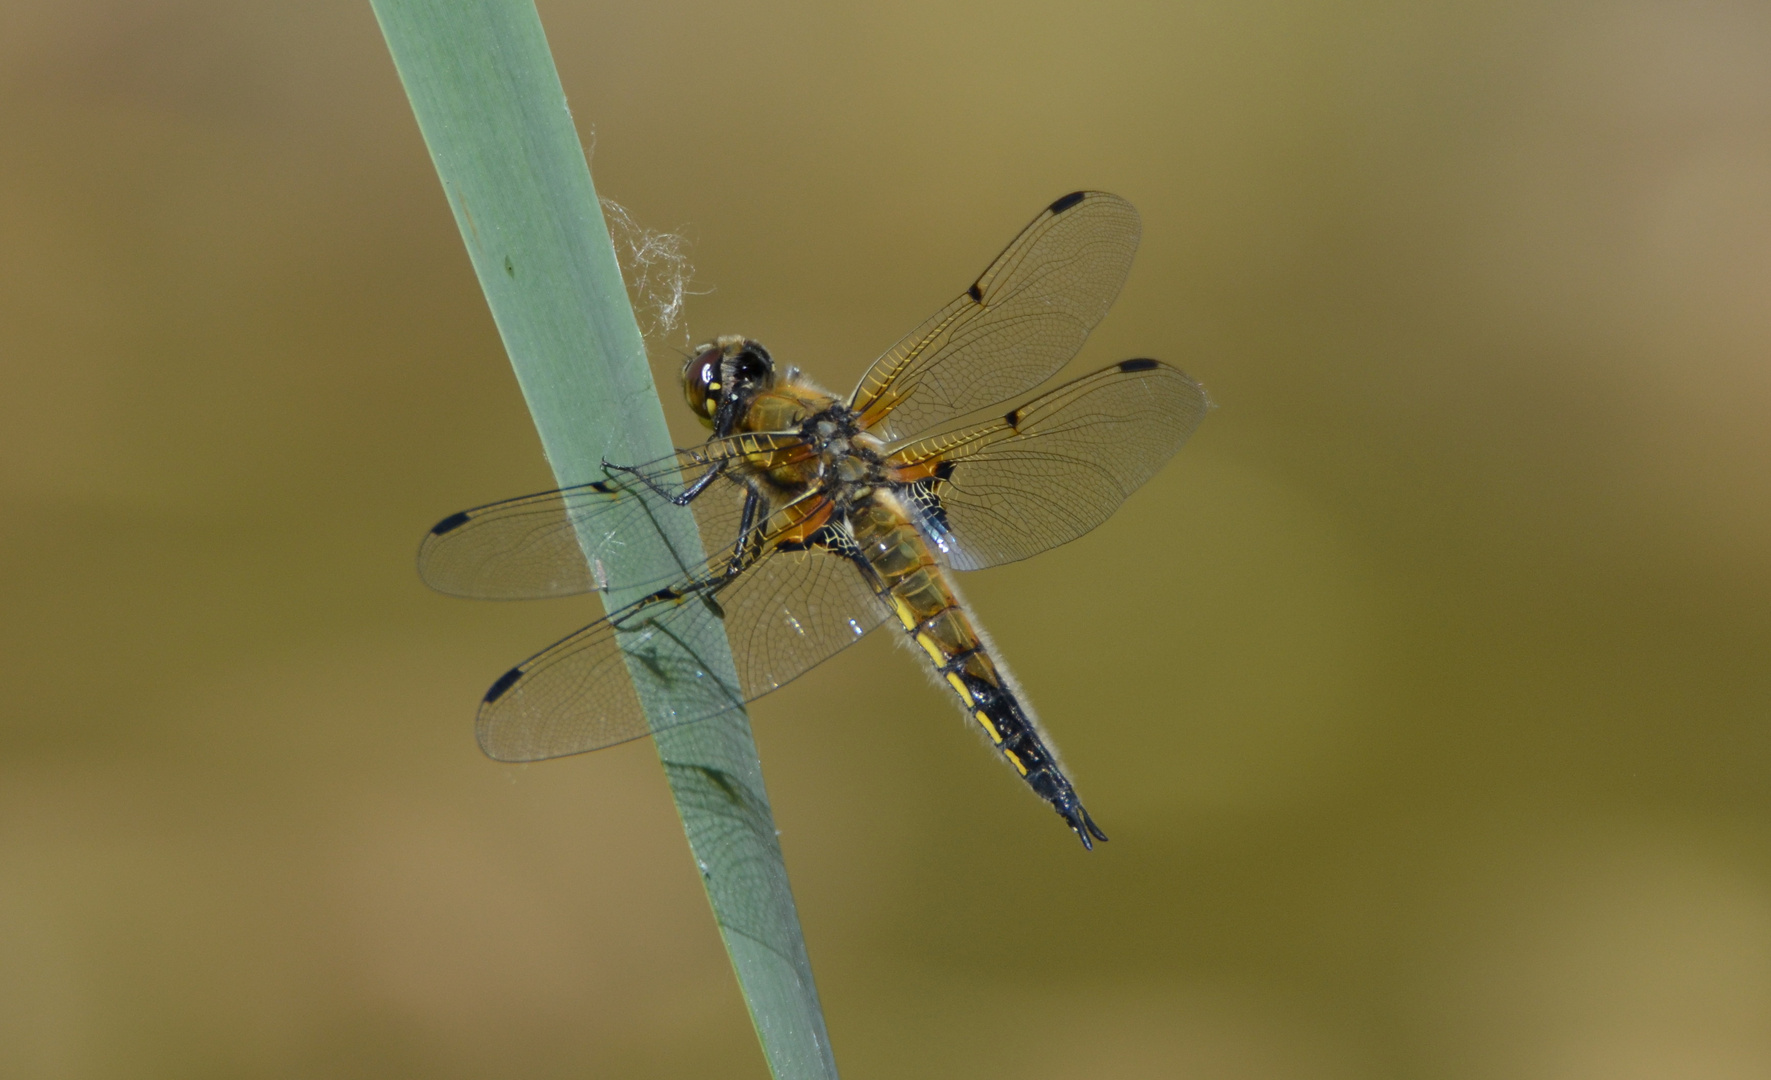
[849,191,1141,441]
[417,432,806,599]
[475,507,889,761]
[888,359,1210,571]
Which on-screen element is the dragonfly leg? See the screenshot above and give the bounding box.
[697,493,766,619]
[601,456,726,507]
[616,500,771,625]
[723,492,763,579]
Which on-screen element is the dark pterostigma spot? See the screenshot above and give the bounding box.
[485,666,523,703]
[589,480,613,493]
[431,511,471,536]
[1118,358,1160,372]
[504,255,515,277]
[967,282,983,303]
[1049,191,1087,214]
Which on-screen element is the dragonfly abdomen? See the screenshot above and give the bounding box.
[849,493,1109,849]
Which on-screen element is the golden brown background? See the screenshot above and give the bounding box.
[5,1,1770,1076]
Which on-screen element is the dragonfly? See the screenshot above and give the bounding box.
[419,192,1210,848]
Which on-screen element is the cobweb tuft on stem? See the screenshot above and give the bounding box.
[601,197,707,348]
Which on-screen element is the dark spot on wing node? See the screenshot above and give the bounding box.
[432,511,471,536]
[485,666,523,703]
[1118,358,1160,373]
[589,480,613,493]
[934,460,956,481]
[1049,191,1088,214]
[1005,407,1023,428]
[967,282,983,303]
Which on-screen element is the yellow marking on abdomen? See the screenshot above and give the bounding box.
[914,631,949,666]
[946,673,973,704]
[890,594,918,630]
[1003,747,1029,774]
[974,710,1003,744]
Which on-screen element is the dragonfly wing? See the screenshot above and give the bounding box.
[417,439,798,599]
[849,192,1142,441]
[888,359,1210,571]
[475,503,889,761]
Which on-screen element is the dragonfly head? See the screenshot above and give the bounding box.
[684,336,775,433]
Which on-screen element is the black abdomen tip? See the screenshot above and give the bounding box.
[1118,358,1160,373]
[431,511,471,536]
[484,666,523,703]
[1049,191,1088,214]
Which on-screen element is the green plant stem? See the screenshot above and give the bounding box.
[369,2,836,1075]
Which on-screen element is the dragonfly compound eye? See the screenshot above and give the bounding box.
[682,344,723,427]
[730,341,774,387]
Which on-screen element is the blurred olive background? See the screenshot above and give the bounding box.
[5,0,1771,1076]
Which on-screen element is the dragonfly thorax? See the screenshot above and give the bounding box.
[800,406,885,487]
